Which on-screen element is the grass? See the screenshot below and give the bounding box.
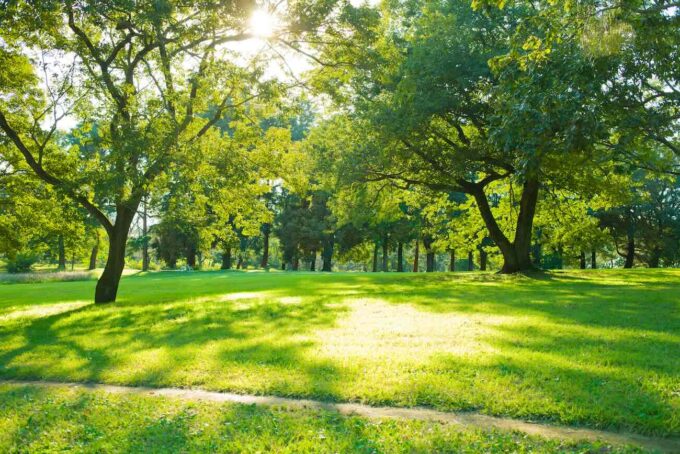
[0,269,678,438]
[0,383,645,453]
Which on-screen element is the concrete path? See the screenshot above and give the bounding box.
[1,379,678,453]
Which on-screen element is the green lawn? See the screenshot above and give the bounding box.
[0,270,678,439]
[0,384,643,453]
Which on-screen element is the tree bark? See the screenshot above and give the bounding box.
[470,177,539,273]
[624,234,635,268]
[186,244,197,269]
[479,249,487,271]
[57,235,66,271]
[321,236,334,271]
[221,246,232,270]
[648,248,661,268]
[413,238,419,272]
[309,250,316,271]
[591,249,597,269]
[468,251,474,271]
[95,206,135,304]
[579,251,586,269]
[372,242,378,272]
[260,223,270,269]
[88,230,99,271]
[423,234,435,272]
[397,242,404,272]
[449,250,455,272]
[381,233,389,272]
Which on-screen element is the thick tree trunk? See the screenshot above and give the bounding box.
[468,251,474,271]
[591,249,597,269]
[57,235,66,271]
[321,236,334,272]
[413,238,419,272]
[397,242,404,272]
[579,251,586,269]
[381,233,389,272]
[623,235,635,268]
[260,223,270,269]
[480,249,487,271]
[88,230,99,271]
[221,247,232,270]
[142,198,149,272]
[372,242,378,272]
[449,250,455,272]
[95,207,135,304]
[470,177,539,273]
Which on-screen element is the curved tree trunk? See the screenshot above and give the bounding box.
[470,177,539,273]
[95,207,135,304]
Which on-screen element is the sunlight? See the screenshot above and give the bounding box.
[249,9,279,38]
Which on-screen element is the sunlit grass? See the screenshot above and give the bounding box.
[0,384,644,453]
[0,269,678,436]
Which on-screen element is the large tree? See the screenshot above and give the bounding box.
[0,1,280,301]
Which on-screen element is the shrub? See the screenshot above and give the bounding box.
[6,254,38,273]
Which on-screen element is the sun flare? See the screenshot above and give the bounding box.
[249,9,279,38]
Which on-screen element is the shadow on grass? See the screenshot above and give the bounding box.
[0,270,677,436]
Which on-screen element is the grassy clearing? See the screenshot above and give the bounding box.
[0,270,678,437]
[0,384,645,453]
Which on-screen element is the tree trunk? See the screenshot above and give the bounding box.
[480,249,487,271]
[372,242,378,272]
[413,238,419,272]
[95,207,135,304]
[470,177,539,273]
[88,230,99,271]
[309,250,316,271]
[70,252,75,271]
[423,234,434,272]
[221,247,232,270]
[624,235,635,268]
[579,251,586,269]
[467,251,474,271]
[591,249,597,269]
[449,250,455,272]
[381,233,389,272]
[321,236,334,272]
[187,245,197,269]
[397,242,404,272]
[648,248,661,268]
[57,234,66,271]
[260,223,270,269]
[142,197,150,272]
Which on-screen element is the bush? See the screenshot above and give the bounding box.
[6,254,38,273]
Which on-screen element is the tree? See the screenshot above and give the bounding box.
[0,1,278,302]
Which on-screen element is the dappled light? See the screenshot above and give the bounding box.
[0,270,678,437]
